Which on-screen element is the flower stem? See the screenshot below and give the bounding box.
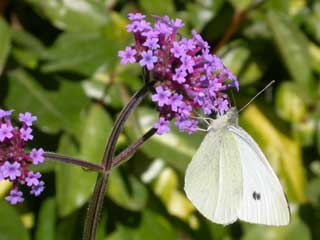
[112,128,157,168]
[82,82,151,240]
[44,152,104,173]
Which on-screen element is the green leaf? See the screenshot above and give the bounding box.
[221,41,264,85]
[82,81,123,109]
[79,104,113,163]
[275,82,306,123]
[109,225,136,240]
[303,2,320,43]
[267,11,316,101]
[107,168,148,211]
[228,0,251,11]
[56,212,81,240]
[25,0,110,32]
[309,41,320,74]
[135,210,177,240]
[35,198,56,240]
[6,69,89,136]
[317,120,320,155]
[126,107,204,173]
[242,212,311,240]
[56,105,112,216]
[41,31,121,76]
[11,30,47,69]
[109,210,177,240]
[306,178,320,206]
[0,200,30,240]
[0,17,11,75]
[138,0,175,16]
[184,0,224,32]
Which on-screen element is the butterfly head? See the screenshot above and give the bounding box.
[209,107,238,130]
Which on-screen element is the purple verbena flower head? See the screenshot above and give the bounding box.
[0,108,45,204]
[119,13,238,134]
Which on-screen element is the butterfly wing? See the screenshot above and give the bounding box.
[229,125,290,226]
[184,129,243,225]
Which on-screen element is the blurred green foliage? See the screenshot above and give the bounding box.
[0,0,319,239]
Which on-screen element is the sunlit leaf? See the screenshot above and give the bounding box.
[275,82,306,123]
[221,41,264,85]
[25,0,110,32]
[228,0,251,11]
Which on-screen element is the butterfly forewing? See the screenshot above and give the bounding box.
[229,126,290,226]
[184,129,243,224]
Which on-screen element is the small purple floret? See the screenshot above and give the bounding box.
[5,189,24,205]
[139,50,158,70]
[18,112,37,126]
[30,148,44,165]
[154,117,170,135]
[151,86,172,107]
[30,181,45,196]
[118,47,137,65]
[20,127,33,141]
[0,124,13,142]
[26,171,41,187]
[1,161,21,180]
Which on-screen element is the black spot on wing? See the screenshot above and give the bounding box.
[253,191,261,201]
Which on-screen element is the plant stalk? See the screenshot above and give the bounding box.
[82,82,151,240]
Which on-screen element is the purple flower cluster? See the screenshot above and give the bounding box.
[118,13,238,135]
[0,109,45,204]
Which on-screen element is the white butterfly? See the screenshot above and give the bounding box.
[184,107,290,226]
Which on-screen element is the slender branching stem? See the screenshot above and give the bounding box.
[44,152,104,173]
[82,79,152,240]
[112,128,157,168]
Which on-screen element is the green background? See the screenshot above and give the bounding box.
[0,0,319,239]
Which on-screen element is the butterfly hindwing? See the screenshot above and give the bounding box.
[229,126,290,226]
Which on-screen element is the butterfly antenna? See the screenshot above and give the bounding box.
[239,80,275,112]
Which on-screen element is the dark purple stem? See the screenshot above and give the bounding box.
[44,152,104,173]
[112,128,157,168]
[83,80,152,240]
